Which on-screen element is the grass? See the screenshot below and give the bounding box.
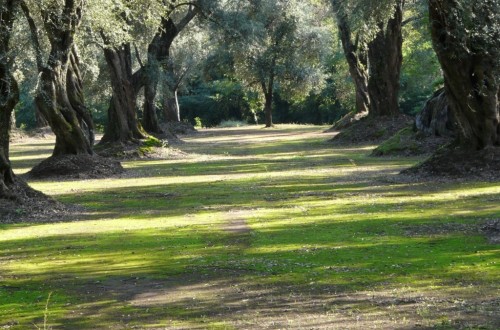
[1,125,499,329]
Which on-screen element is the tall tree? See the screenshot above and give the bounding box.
[100,41,147,144]
[95,1,152,145]
[19,0,49,127]
[223,0,326,127]
[33,0,95,156]
[143,4,198,131]
[332,0,369,115]
[0,0,20,197]
[429,0,499,149]
[366,0,403,116]
[332,0,404,118]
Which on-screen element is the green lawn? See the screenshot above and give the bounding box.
[1,125,499,329]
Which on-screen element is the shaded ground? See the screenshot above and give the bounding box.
[0,180,75,224]
[29,154,124,179]
[372,126,452,157]
[1,125,499,329]
[402,145,500,182]
[329,115,413,146]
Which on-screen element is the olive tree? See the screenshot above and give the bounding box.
[0,0,20,197]
[332,0,404,117]
[429,0,499,149]
[25,0,95,156]
[222,0,328,127]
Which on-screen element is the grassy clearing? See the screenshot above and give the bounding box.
[1,125,499,329]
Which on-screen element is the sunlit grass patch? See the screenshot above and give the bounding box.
[2,125,499,329]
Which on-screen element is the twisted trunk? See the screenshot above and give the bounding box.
[0,0,19,197]
[101,43,146,144]
[35,0,94,156]
[336,14,369,114]
[143,70,161,132]
[415,88,455,137]
[367,0,403,117]
[144,8,197,128]
[20,0,49,128]
[429,0,499,150]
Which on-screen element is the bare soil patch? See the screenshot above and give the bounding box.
[401,145,500,182]
[66,273,500,329]
[372,126,453,157]
[325,111,369,132]
[96,141,189,160]
[223,210,252,234]
[161,121,198,136]
[0,179,80,224]
[28,154,124,179]
[330,114,413,145]
[481,219,500,244]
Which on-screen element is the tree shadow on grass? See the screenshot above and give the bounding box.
[1,200,499,328]
[4,126,499,328]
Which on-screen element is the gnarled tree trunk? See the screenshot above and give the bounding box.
[35,0,94,156]
[20,0,49,128]
[143,69,161,133]
[100,43,146,144]
[367,0,403,117]
[0,0,19,197]
[334,4,370,115]
[143,8,197,129]
[429,0,499,150]
[415,88,455,137]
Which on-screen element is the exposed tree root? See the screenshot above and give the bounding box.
[372,126,452,157]
[29,154,123,179]
[401,145,500,181]
[330,114,412,145]
[325,111,369,132]
[0,179,75,224]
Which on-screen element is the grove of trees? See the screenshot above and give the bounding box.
[1,0,499,199]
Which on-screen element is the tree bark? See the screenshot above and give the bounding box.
[264,92,273,128]
[262,55,276,128]
[10,111,16,131]
[100,43,147,144]
[367,0,403,117]
[35,0,94,156]
[143,71,161,132]
[0,0,19,197]
[20,0,49,128]
[429,0,500,149]
[415,88,455,137]
[163,92,180,122]
[143,7,197,129]
[335,11,370,114]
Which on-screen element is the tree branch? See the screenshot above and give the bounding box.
[20,0,44,71]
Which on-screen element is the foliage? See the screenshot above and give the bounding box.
[179,79,255,127]
[215,0,329,103]
[8,0,455,131]
[399,5,442,115]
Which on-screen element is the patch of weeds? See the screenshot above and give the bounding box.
[139,136,167,155]
[373,128,387,138]
[372,127,418,156]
